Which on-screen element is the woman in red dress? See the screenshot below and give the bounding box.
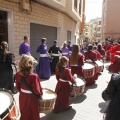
[70,44,84,78]
[16,55,43,120]
[53,56,76,113]
[84,44,99,86]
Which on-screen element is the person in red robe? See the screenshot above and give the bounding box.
[108,55,120,73]
[93,46,102,61]
[70,44,84,78]
[105,42,113,61]
[97,43,105,61]
[16,55,43,120]
[53,56,76,113]
[110,42,120,63]
[84,44,99,86]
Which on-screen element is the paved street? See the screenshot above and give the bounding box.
[14,62,112,120]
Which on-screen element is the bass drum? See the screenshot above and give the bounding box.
[70,77,86,97]
[82,63,95,78]
[39,88,57,113]
[0,88,20,120]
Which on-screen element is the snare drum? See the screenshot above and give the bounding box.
[95,61,104,73]
[0,89,20,120]
[82,63,95,78]
[70,77,85,97]
[40,88,57,113]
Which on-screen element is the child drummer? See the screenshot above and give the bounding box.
[53,56,76,113]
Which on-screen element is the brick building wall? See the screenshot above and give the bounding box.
[0,0,77,59]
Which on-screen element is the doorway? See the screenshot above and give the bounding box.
[0,10,8,43]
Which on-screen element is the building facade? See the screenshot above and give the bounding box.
[102,0,120,41]
[0,0,83,59]
[84,18,102,43]
[79,0,85,44]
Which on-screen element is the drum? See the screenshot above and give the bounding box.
[70,77,86,97]
[82,63,95,78]
[39,88,57,113]
[95,60,104,73]
[0,89,20,120]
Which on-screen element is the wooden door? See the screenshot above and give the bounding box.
[0,10,8,43]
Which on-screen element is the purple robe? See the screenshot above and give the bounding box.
[61,47,69,58]
[36,43,51,79]
[67,44,72,54]
[19,42,30,56]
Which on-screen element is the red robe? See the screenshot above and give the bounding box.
[70,53,84,78]
[110,44,120,63]
[84,50,97,61]
[54,68,76,112]
[108,58,120,73]
[105,45,113,61]
[16,72,43,120]
[93,50,102,60]
[84,51,98,86]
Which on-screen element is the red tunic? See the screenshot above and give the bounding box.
[93,50,102,60]
[108,58,120,73]
[84,50,97,61]
[70,53,84,77]
[16,72,43,120]
[54,68,76,112]
[84,51,99,86]
[105,45,113,61]
[110,44,120,63]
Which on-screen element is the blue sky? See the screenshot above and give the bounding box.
[85,0,103,22]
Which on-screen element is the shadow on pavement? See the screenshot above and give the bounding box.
[98,101,110,113]
[41,108,76,120]
[70,94,87,104]
[85,83,98,93]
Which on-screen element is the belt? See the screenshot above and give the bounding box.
[21,53,31,56]
[70,64,78,66]
[51,53,60,56]
[40,54,48,57]
[62,52,69,55]
[21,88,32,94]
[59,79,69,82]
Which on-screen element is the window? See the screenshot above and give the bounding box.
[79,0,82,15]
[74,0,77,10]
[99,21,101,25]
[97,28,100,31]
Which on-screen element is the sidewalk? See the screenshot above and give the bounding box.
[14,62,111,120]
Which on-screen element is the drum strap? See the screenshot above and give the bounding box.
[58,68,68,81]
[20,77,41,98]
[87,52,98,66]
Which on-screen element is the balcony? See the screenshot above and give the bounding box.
[37,0,81,22]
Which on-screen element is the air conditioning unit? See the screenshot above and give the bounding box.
[21,0,30,10]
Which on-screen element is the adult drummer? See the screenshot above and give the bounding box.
[70,44,84,78]
[48,40,61,74]
[16,55,43,120]
[84,44,99,86]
